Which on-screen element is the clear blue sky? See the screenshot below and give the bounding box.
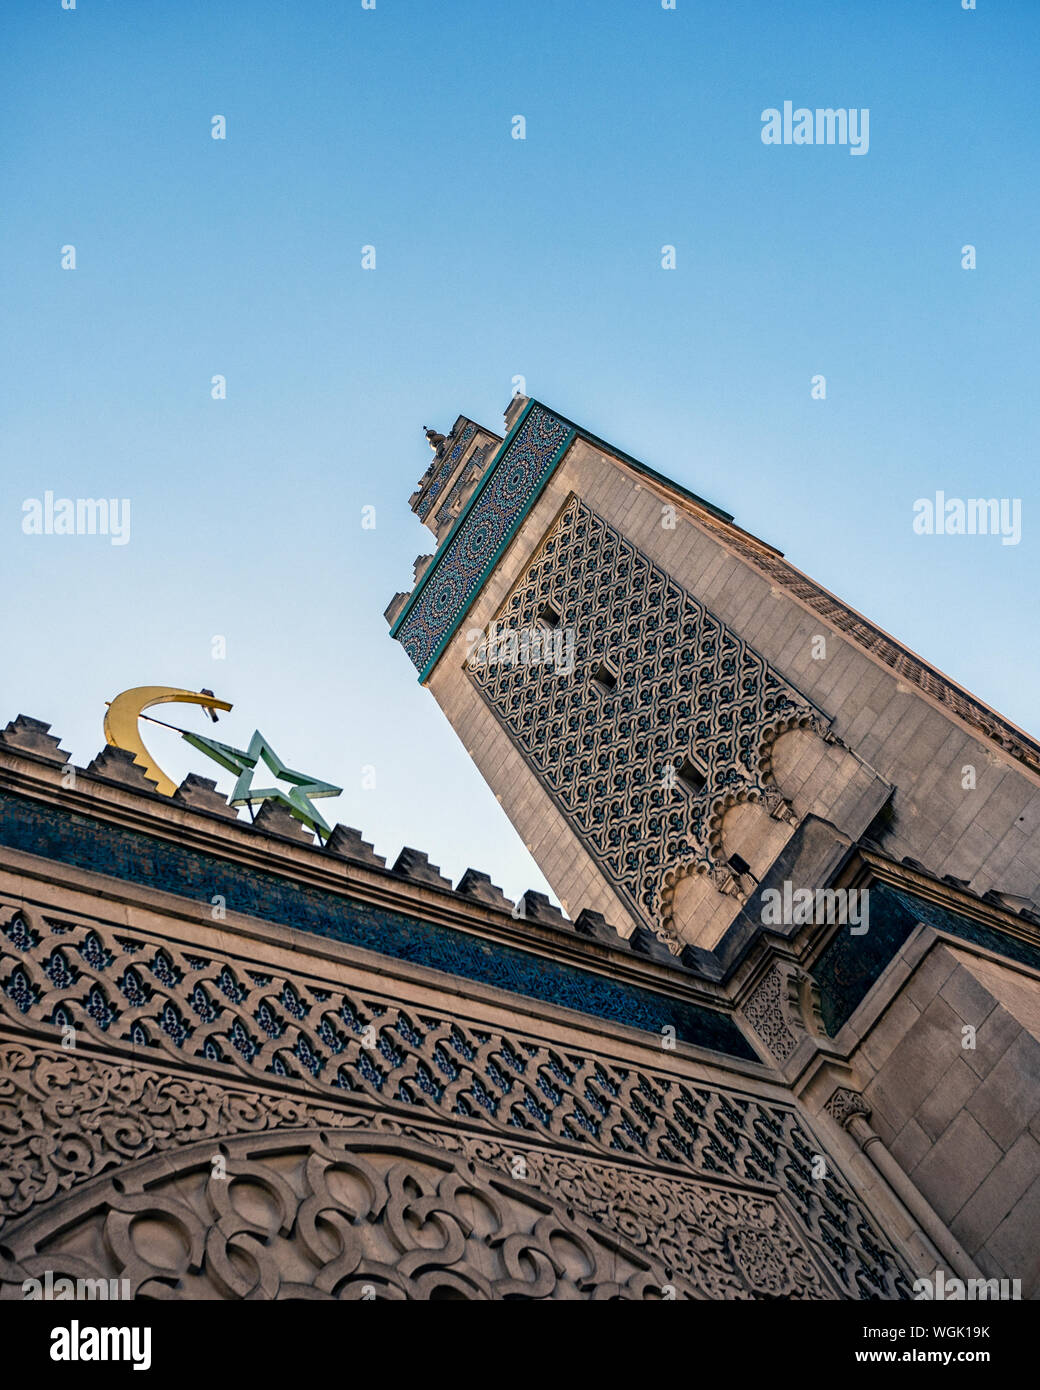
[3,0,1038,908]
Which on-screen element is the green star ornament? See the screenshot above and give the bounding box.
[182,728,342,835]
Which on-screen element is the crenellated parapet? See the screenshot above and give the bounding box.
[0,714,757,1056]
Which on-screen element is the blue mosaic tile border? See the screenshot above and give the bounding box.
[0,791,758,1058]
[392,401,575,680]
[814,882,1040,1035]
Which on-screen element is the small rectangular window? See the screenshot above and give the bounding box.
[728,852,752,877]
[592,661,617,693]
[538,603,561,629]
[677,757,707,794]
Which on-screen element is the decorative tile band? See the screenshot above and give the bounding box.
[435,442,493,529]
[393,402,575,679]
[814,882,1040,1035]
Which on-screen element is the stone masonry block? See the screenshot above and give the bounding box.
[172,774,238,820]
[910,1110,1002,1222]
[456,868,513,913]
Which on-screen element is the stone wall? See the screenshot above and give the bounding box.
[847,936,1040,1298]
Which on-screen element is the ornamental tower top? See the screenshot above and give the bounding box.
[409,415,503,544]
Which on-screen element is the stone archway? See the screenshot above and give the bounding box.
[764,723,887,835]
[717,798,796,883]
[660,865,736,950]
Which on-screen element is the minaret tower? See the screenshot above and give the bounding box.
[388,395,1040,958]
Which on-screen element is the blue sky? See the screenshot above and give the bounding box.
[3,0,1038,907]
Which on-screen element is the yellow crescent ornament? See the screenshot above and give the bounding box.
[104,686,233,796]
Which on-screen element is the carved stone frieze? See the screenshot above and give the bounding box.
[0,1117,839,1301]
[0,903,910,1298]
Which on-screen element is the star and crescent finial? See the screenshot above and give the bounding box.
[103,685,342,836]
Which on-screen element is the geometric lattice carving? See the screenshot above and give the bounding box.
[0,907,909,1298]
[469,497,824,933]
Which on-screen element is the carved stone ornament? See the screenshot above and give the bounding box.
[743,961,802,1063]
[0,904,910,1299]
[1,1045,835,1300]
[825,1086,872,1130]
